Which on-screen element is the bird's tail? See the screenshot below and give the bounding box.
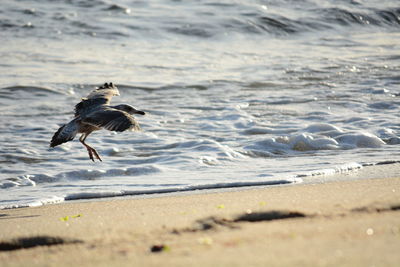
[50,119,78,147]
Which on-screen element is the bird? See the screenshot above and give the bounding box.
[50,82,145,161]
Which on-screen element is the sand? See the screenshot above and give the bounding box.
[1,164,400,267]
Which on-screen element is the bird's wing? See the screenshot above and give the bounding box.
[74,83,120,117]
[85,82,120,101]
[50,119,79,147]
[82,108,141,132]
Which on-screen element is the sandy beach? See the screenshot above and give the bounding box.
[2,1,400,266]
[1,164,400,267]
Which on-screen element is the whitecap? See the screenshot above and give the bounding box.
[335,132,385,148]
[19,175,37,186]
[296,162,363,177]
[289,134,339,151]
[303,123,343,133]
[215,142,245,159]
[28,196,65,208]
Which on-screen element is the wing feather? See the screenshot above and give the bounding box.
[85,83,120,101]
[82,108,141,132]
[50,119,79,147]
[74,83,120,117]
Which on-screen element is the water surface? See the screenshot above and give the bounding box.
[1,0,399,208]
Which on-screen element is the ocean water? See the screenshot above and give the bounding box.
[1,0,399,209]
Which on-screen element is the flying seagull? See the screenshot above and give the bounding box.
[50,82,145,161]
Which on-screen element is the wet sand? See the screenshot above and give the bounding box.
[1,164,400,267]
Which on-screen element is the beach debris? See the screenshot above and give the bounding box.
[59,214,83,222]
[351,203,400,213]
[172,217,237,234]
[60,216,69,222]
[150,244,170,253]
[198,236,213,246]
[259,201,267,206]
[366,228,374,236]
[194,217,236,231]
[172,210,308,234]
[217,204,225,209]
[234,210,306,222]
[0,236,83,251]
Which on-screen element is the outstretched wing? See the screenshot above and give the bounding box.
[85,82,120,101]
[82,108,141,132]
[75,83,120,117]
[50,119,79,147]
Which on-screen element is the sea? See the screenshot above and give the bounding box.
[1,0,399,209]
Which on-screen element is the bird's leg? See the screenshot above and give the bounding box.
[79,134,95,161]
[91,147,102,162]
[79,134,102,162]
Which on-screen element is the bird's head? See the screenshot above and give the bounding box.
[114,104,145,115]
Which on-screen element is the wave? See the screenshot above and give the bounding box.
[1,120,395,190]
[64,178,297,201]
[241,6,400,36]
[2,1,399,39]
[0,86,65,95]
[0,177,297,209]
[243,123,392,157]
[0,165,162,189]
[3,160,399,210]
[320,7,400,27]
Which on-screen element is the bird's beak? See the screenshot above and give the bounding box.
[134,109,145,115]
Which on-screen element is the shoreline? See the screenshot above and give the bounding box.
[1,164,400,266]
[2,161,400,211]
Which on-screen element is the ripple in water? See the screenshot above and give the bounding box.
[0,0,399,208]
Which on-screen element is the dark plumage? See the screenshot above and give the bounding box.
[50,83,145,161]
